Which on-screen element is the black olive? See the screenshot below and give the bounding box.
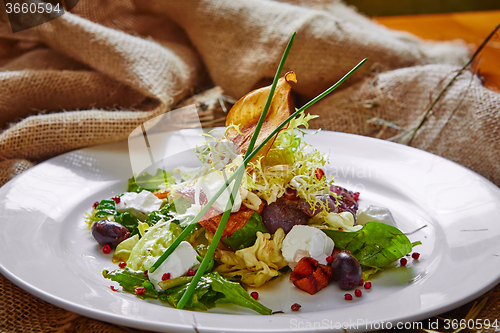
[91,220,130,248]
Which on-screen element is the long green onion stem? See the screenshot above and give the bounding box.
[177,168,245,308]
[246,33,296,155]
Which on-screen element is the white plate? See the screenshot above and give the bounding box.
[1,129,500,332]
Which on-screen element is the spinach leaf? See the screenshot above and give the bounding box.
[222,212,268,250]
[93,199,117,220]
[322,221,418,268]
[128,169,176,193]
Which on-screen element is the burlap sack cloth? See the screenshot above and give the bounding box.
[0,0,499,331]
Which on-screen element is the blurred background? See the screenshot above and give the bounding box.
[344,0,500,16]
[354,1,500,92]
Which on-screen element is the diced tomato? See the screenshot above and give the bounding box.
[290,257,332,295]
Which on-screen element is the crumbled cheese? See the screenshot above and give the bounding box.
[282,225,334,269]
[115,190,163,220]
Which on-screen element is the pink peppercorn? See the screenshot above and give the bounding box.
[102,244,111,254]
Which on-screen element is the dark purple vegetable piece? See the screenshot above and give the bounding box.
[91,219,130,248]
[330,251,362,290]
[298,195,338,217]
[329,185,359,222]
[261,197,309,234]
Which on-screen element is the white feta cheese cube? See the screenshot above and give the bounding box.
[148,241,199,291]
[281,225,334,269]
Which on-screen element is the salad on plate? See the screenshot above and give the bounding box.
[85,70,421,315]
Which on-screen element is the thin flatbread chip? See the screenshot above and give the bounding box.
[225,72,296,161]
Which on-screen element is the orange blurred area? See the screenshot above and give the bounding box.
[376,10,500,92]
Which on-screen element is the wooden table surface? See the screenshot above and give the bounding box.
[376,10,500,92]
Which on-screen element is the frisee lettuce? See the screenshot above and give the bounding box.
[244,113,335,212]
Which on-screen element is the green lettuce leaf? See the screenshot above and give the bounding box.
[144,202,176,226]
[128,169,176,193]
[161,272,272,315]
[104,270,272,315]
[127,219,183,271]
[222,212,268,250]
[322,221,418,268]
[103,268,158,299]
[86,199,141,236]
[160,276,214,311]
[209,272,272,315]
[86,197,176,236]
[113,234,140,263]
